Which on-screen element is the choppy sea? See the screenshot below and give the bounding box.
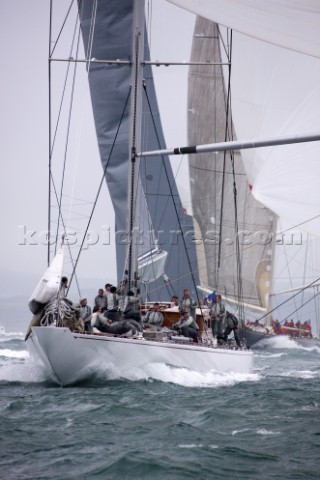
[1,331,319,480]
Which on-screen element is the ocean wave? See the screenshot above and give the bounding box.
[255,352,285,359]
[261,336,320,352]
[262,336,300,349]
[89,361,261,388]
[256,428,280,435]
[0,362,49,384]
[278,369,319,379]
[178,444,204,448]
[0,332,25,342]
[232,428,250,436]
[0,348,29,359]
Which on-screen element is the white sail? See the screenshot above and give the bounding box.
[167,1,320,236]
[167,0,320,58]
[28,244,65,314]
[220,33,320,237]
[138,248,168,282]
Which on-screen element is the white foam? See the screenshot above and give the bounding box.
[232,428,250,435]
[0,362,49,383]
[265,336,299,349]
[256,428,280,436]
[178,444,203,448]
[111,362,260,388]
[301,402,319,411]
[0,348,29,359]
[85,360,261,388]
[279,369,319,379]
[255,352,285,359]
[292,343,320,353]
[258,336,320,352]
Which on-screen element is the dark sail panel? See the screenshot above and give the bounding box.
[78,0,199,299]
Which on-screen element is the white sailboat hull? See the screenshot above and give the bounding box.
[27,327,253,386]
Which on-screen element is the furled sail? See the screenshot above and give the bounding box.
[188,18,274,308]
[78,0,199,298]
[168,0,320,58]
[28,244,65,314]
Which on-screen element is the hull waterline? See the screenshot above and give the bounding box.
[27,327,253,386]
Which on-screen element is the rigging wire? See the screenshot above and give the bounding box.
[217,27,231,285]
[54,21,82,253]
[141,82,193,298]
[143,86,207,333]
[48,0,97,296]
[278,218,298,318]
[50,6,79,161]
[301,233,309,308]
[49,172,82,297]
[67,88,132,292]
[47,1,81,296]
[215,27,245,321]
[50,0,76,57]
[249,275,320,346]
[48,4,79,260]
[283,290,320,324]
[251,288,320,346]
[139,117,188,298]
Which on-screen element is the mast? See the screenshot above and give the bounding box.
[47,0,53,266]
[265,215,278,326]
[127,0,145,291]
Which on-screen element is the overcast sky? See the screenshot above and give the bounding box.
[0,1,195,300]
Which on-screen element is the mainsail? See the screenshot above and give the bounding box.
[78,0,199,298]
[188,18,274,310]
